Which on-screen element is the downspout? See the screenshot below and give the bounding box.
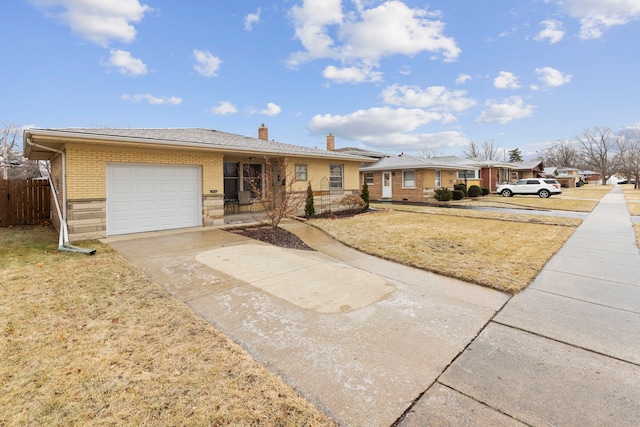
[25,135,95,255]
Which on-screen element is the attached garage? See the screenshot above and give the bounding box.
[106,163,201,236]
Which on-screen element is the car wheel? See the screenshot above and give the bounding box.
[539,189,550,198]
[501,189,512,197]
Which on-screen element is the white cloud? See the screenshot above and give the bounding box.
[382,84,476,112]
[493,71,520,89]
[322,65,383,83]
[455,73,471,84]
[287,0,460,81]
[550,0,640,39]
[245,8,261,31]
[104,49,147,76]
[210,101,237,115]
[476,96,534,124]
[193,49,222,77]
[534,20,565,44]
[30,0,150,47]
[121,94,182,105]
[535,67,572,87]
[260,102,282,116]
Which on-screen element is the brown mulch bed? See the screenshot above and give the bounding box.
[233,225,314,251]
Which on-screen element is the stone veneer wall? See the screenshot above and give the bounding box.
[203,193,225,226]
[66,198,106,241]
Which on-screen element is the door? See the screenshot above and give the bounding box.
[106,163,201,236]
[382,171,392,198]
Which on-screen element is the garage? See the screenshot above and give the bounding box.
[106,163,202,236]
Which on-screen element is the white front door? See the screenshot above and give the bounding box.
[382,171,392,198]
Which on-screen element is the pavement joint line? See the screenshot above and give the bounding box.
[489,321,640,368]
[528,287,640,315]
[543,267,640,289]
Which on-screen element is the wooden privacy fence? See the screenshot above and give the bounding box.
[0,179,51,227]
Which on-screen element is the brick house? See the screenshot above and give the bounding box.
[359,154,479,202]
[23,126,372,241]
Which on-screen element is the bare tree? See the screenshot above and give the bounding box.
[421,146,443,158]
[481,139,500,160]
[538,140,580,168]
[1,123,18,179]
[576,127,617,185]
[244,156,306,228]
[615,127,640,189]
[462,141,481,159]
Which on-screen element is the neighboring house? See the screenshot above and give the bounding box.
[432,156,515,191]
[359,154,479,202]
[544,166,580,188]
[23,126,372,241]
[510,160,545,181]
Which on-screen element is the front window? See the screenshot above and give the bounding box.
[457,170,480,179]
[329,164,343,189]
[295,164,308,181]
[243,163,263,198]
[403,170,416,188]
[364,172,374,185]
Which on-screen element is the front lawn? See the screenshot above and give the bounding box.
[310,210,577,293]
[0,226,334,426]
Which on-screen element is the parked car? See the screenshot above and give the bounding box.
[497,178,562,198]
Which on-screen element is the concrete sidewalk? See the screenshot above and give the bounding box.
[400,186,640,426]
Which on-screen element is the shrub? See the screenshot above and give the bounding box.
[340,194,365,212]
[361,181,370,211]
[454,184,467,197]
[468,185,481,198]
[481,187,490,196]
[452,189,464,200]
[304,182,315,217]
[434,187,453,201]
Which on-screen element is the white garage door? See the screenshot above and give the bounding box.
[107,163,201,236]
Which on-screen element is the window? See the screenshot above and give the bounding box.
[223,162,239,200]
[364,172,374,185]
[329,164,343,189]
[295,164,308,181]
[243,163,263,198]
[402,170,416,188]
[435,170,441,188]
[457,170,480,179]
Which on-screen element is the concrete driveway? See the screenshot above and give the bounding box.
[105,223,509,426]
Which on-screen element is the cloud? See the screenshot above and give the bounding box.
[493,71,520,89]
[287,0,460,81]
[210,101,237,115]
[121,94,182,105]
[476,96,534,124]
[535,67,572,87]
[322,65,383,83]
[455,73,471,84]
[534,20,565,44]
[550,0,640,39]
[104,49,147,76]
[245,8,261,31]
[30,0,150,47]
[260,102,282,116]
[193,49,222,77]
[382,84,476,112]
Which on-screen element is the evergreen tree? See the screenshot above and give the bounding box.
[508,148,523,162]
[304,182,315,217]
[361,181,370,211]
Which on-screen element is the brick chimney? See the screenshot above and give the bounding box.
[258,123,268,140]
[326,133,335,151]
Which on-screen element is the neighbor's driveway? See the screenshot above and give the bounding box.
[105,224,508,426]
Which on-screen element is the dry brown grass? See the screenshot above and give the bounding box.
[622,185,640,216]
[634,224,640,247]
[310,211,576,294]
[0,226,334,426]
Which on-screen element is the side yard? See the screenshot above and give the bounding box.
[622,185,640,246]
[0,227,334,426]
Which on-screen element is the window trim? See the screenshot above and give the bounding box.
[329,164,343,189]
[402,170,416,188]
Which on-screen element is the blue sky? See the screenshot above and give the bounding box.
[3,0,640,159]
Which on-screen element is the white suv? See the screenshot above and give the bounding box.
[497,178,562,198]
